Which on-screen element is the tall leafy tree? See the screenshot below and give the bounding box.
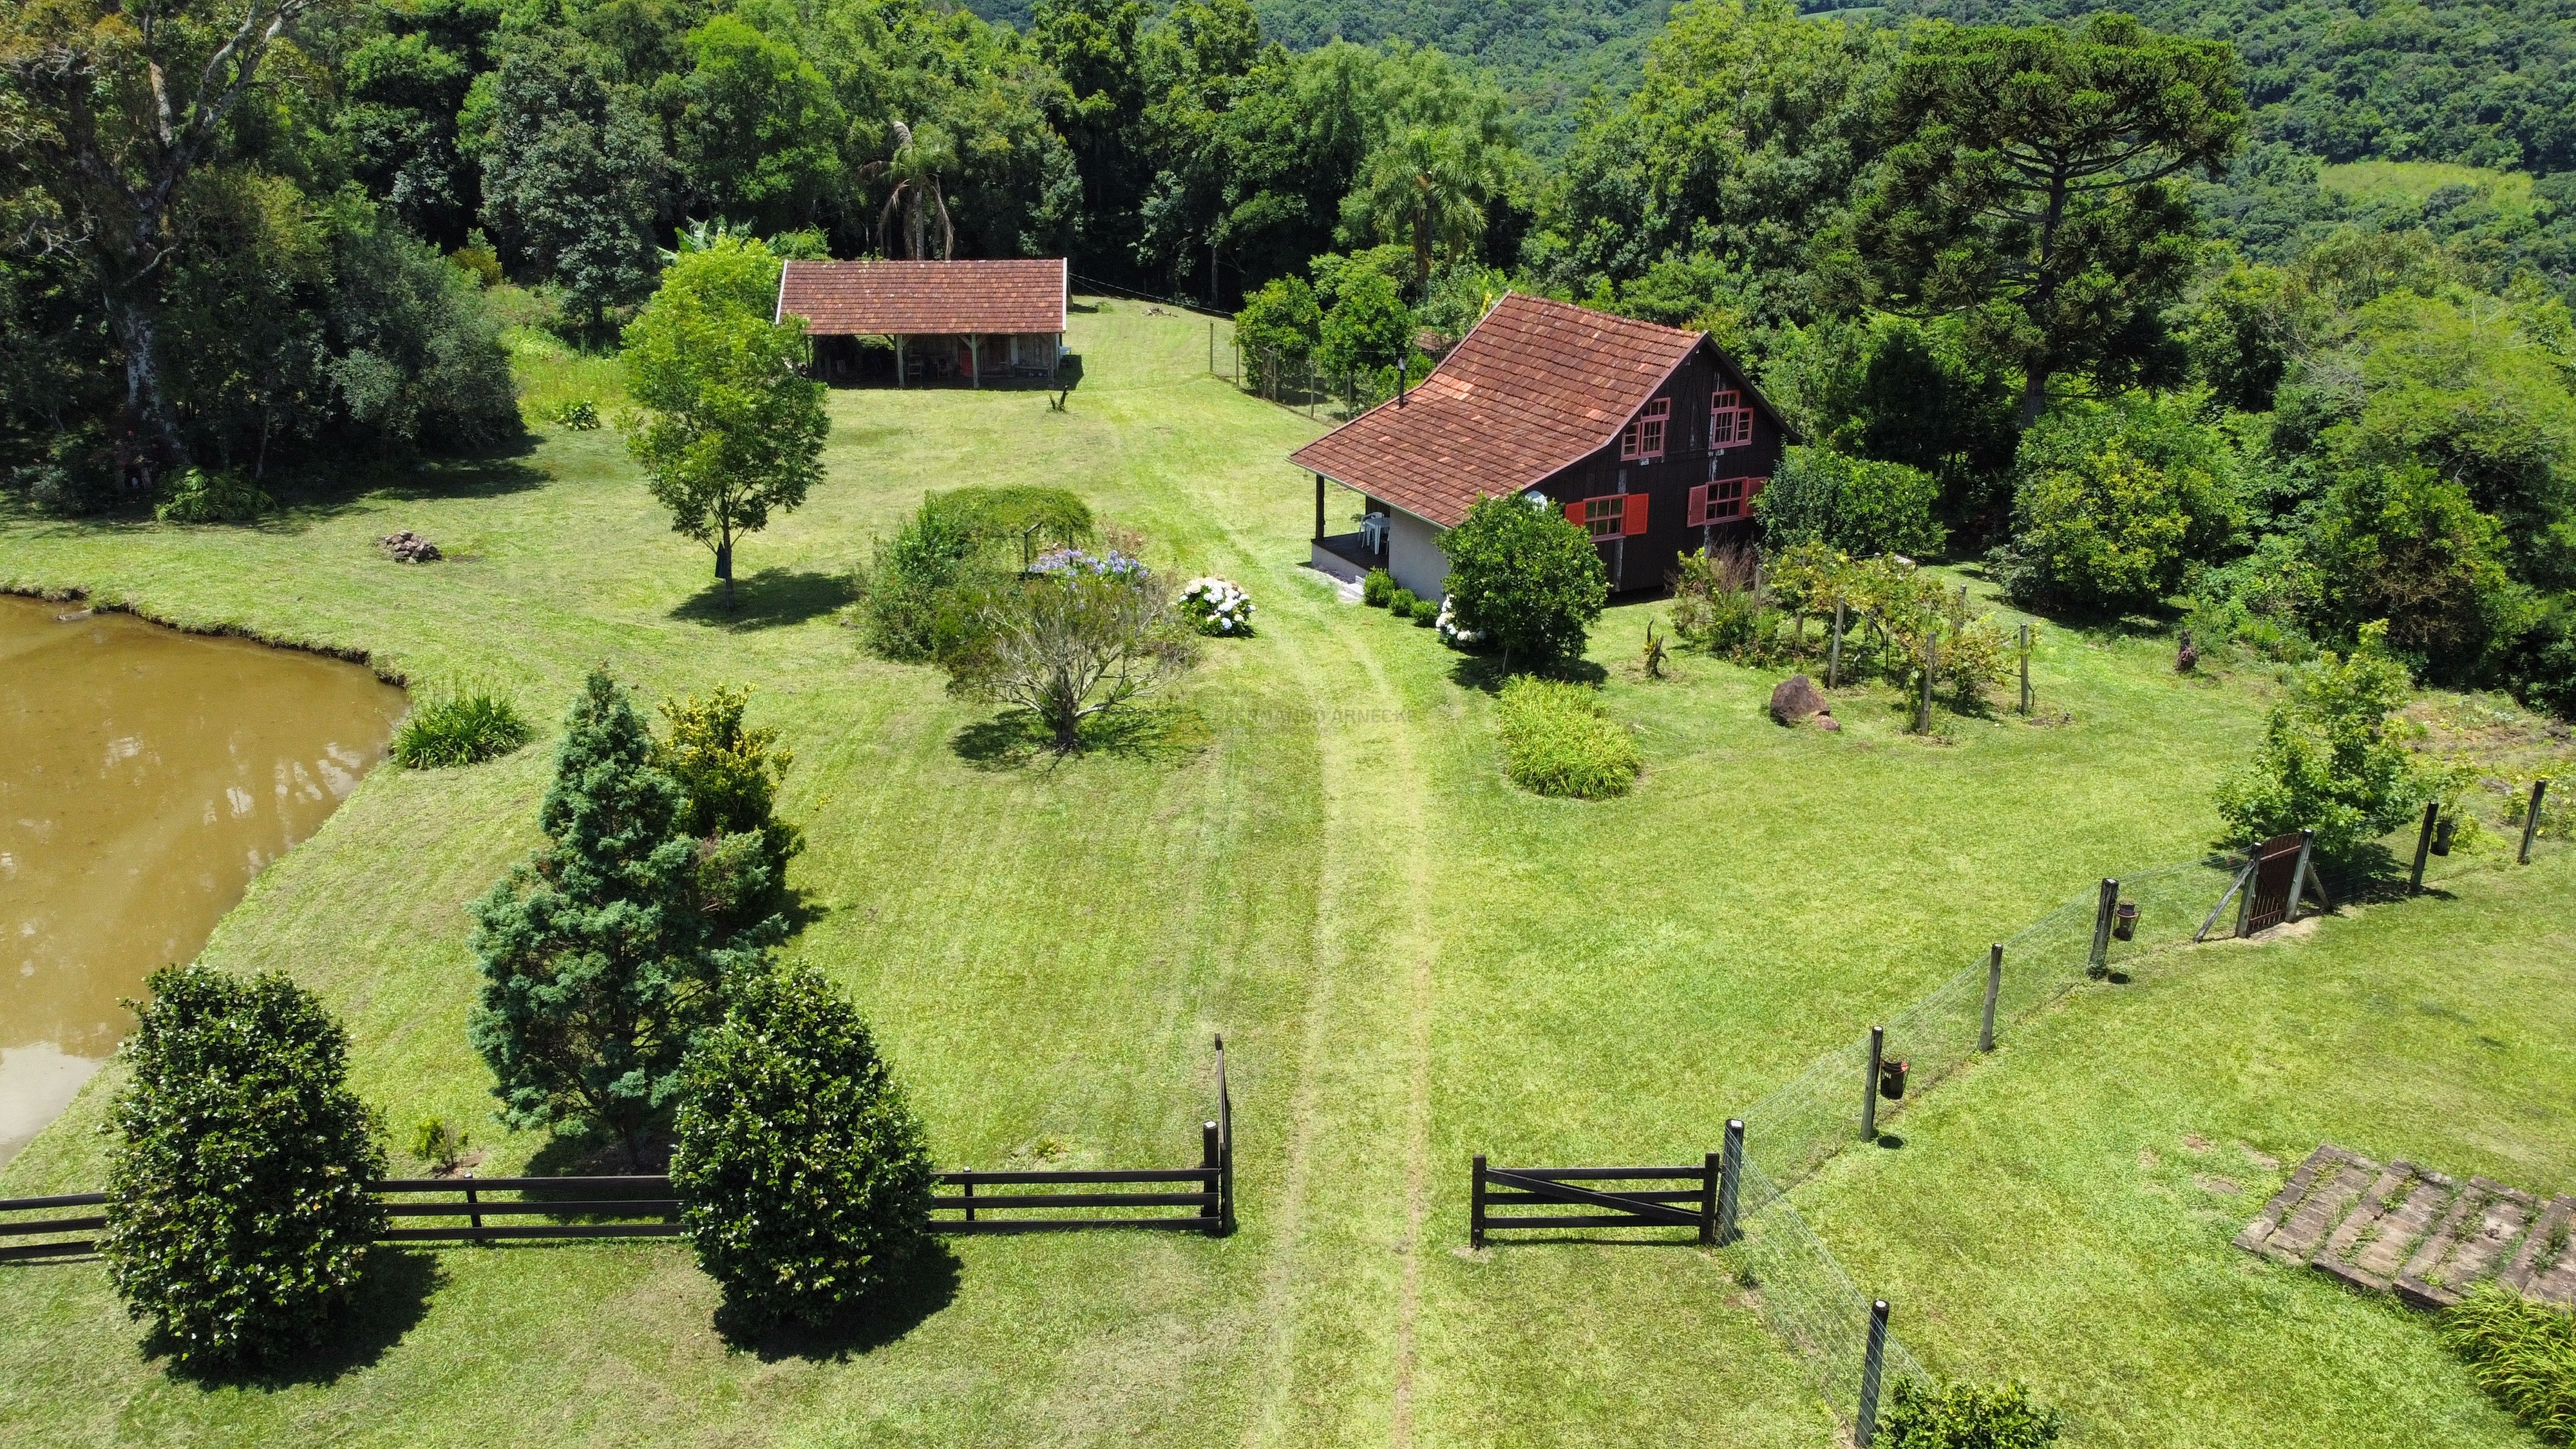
[470,670,759,1168]
[1844,14,2246,428]
[1,0,345,472]
[464,32,668,331]
[677,13,845,236]
[621,236,826,607]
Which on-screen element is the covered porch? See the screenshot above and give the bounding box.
[1305,472,1390,585]
[808,330,1063,387]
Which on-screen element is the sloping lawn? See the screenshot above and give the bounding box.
[0,298,2546,1446]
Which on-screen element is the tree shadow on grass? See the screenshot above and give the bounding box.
[950,700,1209,772]
[150,1247,442,1389]
[716,1240,961,1362]
[670,569,855,630]
[1446,652,1608,696]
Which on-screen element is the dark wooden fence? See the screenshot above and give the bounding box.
[1,1037,1238,1256]
[1472,1124,1743,1248]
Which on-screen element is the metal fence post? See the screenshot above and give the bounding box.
[1856,1299,1892,1446]
[1717,1119,1744,1247]
[1471,1154,1488,1249]
[1978,944,2003,1052]
[1862,1026,1885,1141]
[2285,831,2315,922]
[2410,801,2439,895]
[2521,779,2549,864]
[2088,878,2118,978]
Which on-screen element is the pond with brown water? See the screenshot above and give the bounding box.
[0,594,405,1163]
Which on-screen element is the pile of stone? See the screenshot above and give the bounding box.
[379,530,441,564]
[1769,674,1840,732]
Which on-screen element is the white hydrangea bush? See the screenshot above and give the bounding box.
[1178,576,1256,636]
[1435,594,1481,647]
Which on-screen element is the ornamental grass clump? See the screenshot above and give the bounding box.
[2441,1282,2576,1443]
[1494,676,1642,799]
[1177,576,1255,636]
[101,965,388,1370]
[393,688,533,768]
[674,965,936,1330]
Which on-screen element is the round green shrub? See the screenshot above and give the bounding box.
[1494,677,1642,799]
[101,965,388,1370]
[1389,586,1420,615]
[393,688,534,768]
[1443,494,1608,669]
[1362,569,1395,607]
[1880,1378,2062,1448]
[1409,596,1439,626]
[674,965,936,1328]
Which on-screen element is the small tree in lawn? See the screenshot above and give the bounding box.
[101,965,388,1370]
[2215,621,2432,864]
[656,685,804,940]
[674,963,935,1329]
[621,236,827,609]
[470,670,762,1168]
[942,551,1196,752]
[1443,493,1609,671]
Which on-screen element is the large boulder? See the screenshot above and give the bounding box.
[1770,674,1827,725]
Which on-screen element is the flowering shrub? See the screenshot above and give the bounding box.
[1033,547,1150,582]
[1178,576,1255,636]
[1435,594,1482,647]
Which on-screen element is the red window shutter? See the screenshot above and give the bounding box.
[1736,408,1756,443]
[1687,484,1710,527]
[1746,476,1768,513]
[1564,499,1587,528]
[1624,492,1649,536]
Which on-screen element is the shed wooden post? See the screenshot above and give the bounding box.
[1314,474,1326,542]
[969,334,980,389]
[895,335,906,389]
[2521,779,2549,864]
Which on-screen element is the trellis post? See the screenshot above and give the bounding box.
[2088,878,2117,978]
[2410,801,2439,895]
[1862,1026,1885,1141]
[1978,945,2003,1052]
[2521,779,2549,864]
[2018,623,2032,714]
[1856,1300,1892,1445]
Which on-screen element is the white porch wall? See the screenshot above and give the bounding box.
[1388,511,1452,600]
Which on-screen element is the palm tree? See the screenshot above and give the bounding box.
[1354,123,1504,292]
[858,120,956,260]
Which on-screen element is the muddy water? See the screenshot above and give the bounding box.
[0,595,405,1164]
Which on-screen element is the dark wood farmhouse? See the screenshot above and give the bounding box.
[1292,294,1794,598]
[776,258,1066,386]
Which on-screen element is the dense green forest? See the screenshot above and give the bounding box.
[8,0,2576,716]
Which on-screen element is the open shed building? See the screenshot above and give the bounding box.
[776,258,1068,386]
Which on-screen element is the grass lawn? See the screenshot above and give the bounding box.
[0,298,2561,1446]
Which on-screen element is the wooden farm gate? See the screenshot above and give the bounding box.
[1471,1138,1742,1248]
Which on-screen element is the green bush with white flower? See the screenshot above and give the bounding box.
[1178,576,1255,636]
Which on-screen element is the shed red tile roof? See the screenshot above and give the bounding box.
[776,259,1066,336]
[1291,294,1709,528]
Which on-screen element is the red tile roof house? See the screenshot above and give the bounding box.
[1293,294,1795,600]
[775,258,1068,387]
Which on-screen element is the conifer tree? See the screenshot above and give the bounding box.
[469,670,764,1167]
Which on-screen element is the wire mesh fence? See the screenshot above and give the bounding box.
[1721,805,2562,1428]
[1226,343,1394,421]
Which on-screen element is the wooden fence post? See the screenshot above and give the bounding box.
[1718,1119,1744,1247]
[1215,1034,1235,1236]
[962,1171,976,1224]
[2088,878,2118,978]
[1202,1122,1222,1235]
[1472,1154,1488,1248]
[2410,801,2439,895]
[2196,856,2256,942]
[2285,831,2315,922]
[1978,944,2003,1052]
[1701,1151,1721,1247]
[2018,623,2032,715]
[1857,1300,1892,1446]
[1828,601,1846,689]
[1862,1027,1885,1141]
[464,1173,482,1235]
[1917,633,1935,733]
[2521,779,2549,864]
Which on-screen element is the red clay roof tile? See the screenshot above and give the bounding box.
[1290,294,1709,528]
[777,259,1066,336]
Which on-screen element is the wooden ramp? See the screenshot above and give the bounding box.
[2235,1145,2576,1309]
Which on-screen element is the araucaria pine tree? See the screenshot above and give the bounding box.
[469,670,771,1167]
